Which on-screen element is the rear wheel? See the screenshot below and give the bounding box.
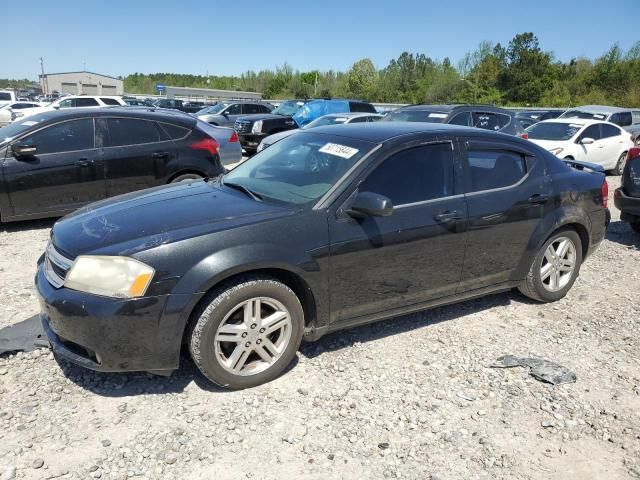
[630,221,640,234]
[518,229,583,302]
[611,152,627,176]
[189,277,304,389]
[171,173,204,183]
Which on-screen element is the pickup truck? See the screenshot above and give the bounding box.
[234,99,377,153]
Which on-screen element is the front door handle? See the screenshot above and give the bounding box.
[528,193,550,204]
[76,158,94,167]
[434,210,463,222]
[152,152,169,159]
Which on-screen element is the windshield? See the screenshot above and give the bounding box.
[223,132,375,205]
[0,92,12,101]
[303,115,349,129]
[382,109,448,123]
[0,116,45,144]
[526,122,583,141]
[560,110,608,121]
[272,101,304,116]
[197,103,230,115]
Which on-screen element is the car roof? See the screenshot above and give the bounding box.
[19,106,197,126]
[394,104,511,114]
[536,118,607,126]
[308,121,511,143]
[324,112,381,119]
[565,105,630,114]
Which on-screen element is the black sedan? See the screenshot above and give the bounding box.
[36,123,609,389]
[0,108,241,222]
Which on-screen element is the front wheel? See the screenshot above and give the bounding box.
[611,152,627,176]
[189,277,304,389]
[518,229,583,302]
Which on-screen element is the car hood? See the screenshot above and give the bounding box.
[51,180,293,258]
[262,129,299,145]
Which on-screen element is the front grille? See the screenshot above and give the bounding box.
[234,120,252,134]
[44,242,73,288]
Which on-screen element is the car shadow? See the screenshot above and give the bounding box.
[52,290,525,396]
[604,220,640,248]
[0,217,56,233]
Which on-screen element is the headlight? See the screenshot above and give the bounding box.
[549,147,564,156]
[251,120,263,134]
[65,256,155,298]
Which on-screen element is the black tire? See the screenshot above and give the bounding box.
[610,152,627,176]
[630,221,640,235]
[518,228,583,303]
[171,173,204,183]
[189,276,304,389]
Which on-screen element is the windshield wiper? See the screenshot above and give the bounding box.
[223,181,263,201]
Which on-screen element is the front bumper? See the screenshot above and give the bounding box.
[614,188,640,220]
[35,260,196,373]
[238,133,267,152]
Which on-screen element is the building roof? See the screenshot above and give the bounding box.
[39,71,122,81]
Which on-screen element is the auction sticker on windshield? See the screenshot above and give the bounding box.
[428,112,448,118]
[319,143,359,159]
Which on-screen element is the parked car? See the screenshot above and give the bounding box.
[0,90,17,107]
[35,122,609,389]
[560,106,640,145]
[382,104,526,137]
[0,107,240,222]
[614,147,640,234]
[182,101,210,114]
[17,96,127,119]
[123,98,153,107]
[197,101,274,127]
[235,99,377,153]
[0,101,42,126]
[525,119,634,175]
[257,112,383,151]
[152,98,187,111]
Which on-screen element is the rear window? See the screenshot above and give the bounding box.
[349,102,376,113]
[100,98,121,106]
[561,110,607,121]
[160,122,191,140]
[383,109,447,123]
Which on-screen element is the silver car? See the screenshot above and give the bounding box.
[197,102,274,127]
[257,112,383,152]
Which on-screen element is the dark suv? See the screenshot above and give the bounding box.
[234,99,377,153]
[0,107,240,222]
[383,104,526,137]
[614,147,640,233]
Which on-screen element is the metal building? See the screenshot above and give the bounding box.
[39,71,124,96]
[164,86,262,102]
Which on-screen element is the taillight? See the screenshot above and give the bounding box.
[229,131,239,143]
[191,138,219,156]
[520,133,529,140]
[601,179,608,209]
[627,147,640,162]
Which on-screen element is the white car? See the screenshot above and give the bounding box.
[257,112,383,152]
[0,101,43,127]
[16,95,126,120]
[526,119,634,175]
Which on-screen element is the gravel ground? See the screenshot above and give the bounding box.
[1,176,639,480]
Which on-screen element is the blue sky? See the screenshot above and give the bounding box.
[3,0,638,80]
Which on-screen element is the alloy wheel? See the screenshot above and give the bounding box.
[540,236,577,292]
[214,297,292,376]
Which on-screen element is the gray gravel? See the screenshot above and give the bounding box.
[1,176,639,479]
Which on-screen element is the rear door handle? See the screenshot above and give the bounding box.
[434,210,464,222]
[528,193,550,204]
[76,158,94,167]
[152,152,169,159]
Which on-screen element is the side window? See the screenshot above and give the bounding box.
[104,118,162,147]
[472,112,500,131]
[75,98,99,107]
[580,124,602,141]
[467,150,526,192]
[19,119,94,155]
[449,112,472,127]
[225,104,242,115]
[359,143,454,205]
[159,123,190,140]
[632,111,640,125]
[100,98,121,106]
[601,123,621,138]
[497,114,512,129]
[348,116,368,123]
[259,104,272,113]
[57,99,75,108]
[243,104,262,114]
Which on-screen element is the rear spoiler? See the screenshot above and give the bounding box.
[563,159,605,174]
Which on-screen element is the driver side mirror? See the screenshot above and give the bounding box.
[347,191,394,218]
[11,143,37,158]
[579,137,594,145]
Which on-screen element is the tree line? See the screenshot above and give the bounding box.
[4,33,639,107]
